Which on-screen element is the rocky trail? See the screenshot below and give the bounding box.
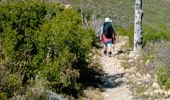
[84,36,170,100]
[100,36,133,100]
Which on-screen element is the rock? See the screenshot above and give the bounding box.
[152,82,160,90]
[124,72,129,77]
[129,51,135,58]
[150,91,153,96]
[153,90,159,95]
[46,90,65,100]
[120,60,127,63]
[157,89,164,95]
[134,54,141,61]
[136,72,142,78]
[146,74,151,79]
[137,81,142,86]
[168,90,170,96]
[144,91,149,96]
[131,74,135,78]
[143,75,150,83]
[64,4,72,9]
[164,91,169,97]
[128,59,134,63]
[122,77,129,83]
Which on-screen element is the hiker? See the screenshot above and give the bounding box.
[100,17,116,57]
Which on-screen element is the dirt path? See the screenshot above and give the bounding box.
[101,36,133,100]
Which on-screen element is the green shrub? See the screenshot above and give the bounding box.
[157,67,169,85]
[114,24,133,47]
[143,41,170,89]
[157,67,170,90]
[0,0,97,98]
[0,92,7,100]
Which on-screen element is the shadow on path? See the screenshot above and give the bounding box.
[102,73,125,89]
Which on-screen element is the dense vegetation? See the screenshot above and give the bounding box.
[55,0,170,47]
[57,0,170,91]
[1,0,170,99]
[0,0,102,99]
[57,0,170,94]
[55,0,170,28]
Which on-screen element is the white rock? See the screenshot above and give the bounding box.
[146,74,151,79]
[150,91,153,96]
[136,72,142,78]
[64,4,72,9]
[120,60,127,63]
[128,59,134,63]
[131,74,135,78]
[167,90,170,96]
[152,82,160,89]
[144,91,149,96]
[124,73,129,77]
[157,89,164,95]
[143,75,149,83]
[153,90,159,95]
[164,91,169,97]
[129,51,135,58]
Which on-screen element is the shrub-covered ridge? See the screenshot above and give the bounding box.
[0,0,101,99]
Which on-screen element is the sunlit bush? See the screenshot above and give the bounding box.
[0,0,95,98]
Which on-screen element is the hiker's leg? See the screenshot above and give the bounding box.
[103,43,107,55]
[107,42,112,52]
[107,42,112,57]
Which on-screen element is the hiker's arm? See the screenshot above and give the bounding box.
[113,31,117,40]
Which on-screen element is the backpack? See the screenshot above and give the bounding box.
[103,22,114,38]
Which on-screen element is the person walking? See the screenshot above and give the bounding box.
[100,17,116,57]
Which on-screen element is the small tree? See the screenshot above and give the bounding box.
[134,0,143,55]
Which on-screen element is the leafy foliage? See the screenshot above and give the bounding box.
[0,0,99,99]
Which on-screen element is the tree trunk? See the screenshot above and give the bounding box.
[134,0,143,54]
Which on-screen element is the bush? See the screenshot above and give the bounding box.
[114,24,133,47]
[143,41,170,89]
[0,0,97,98]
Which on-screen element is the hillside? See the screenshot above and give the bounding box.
[55,0,170,28]
[1,0,170,99]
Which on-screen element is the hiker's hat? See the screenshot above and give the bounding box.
[105,17,112,22]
